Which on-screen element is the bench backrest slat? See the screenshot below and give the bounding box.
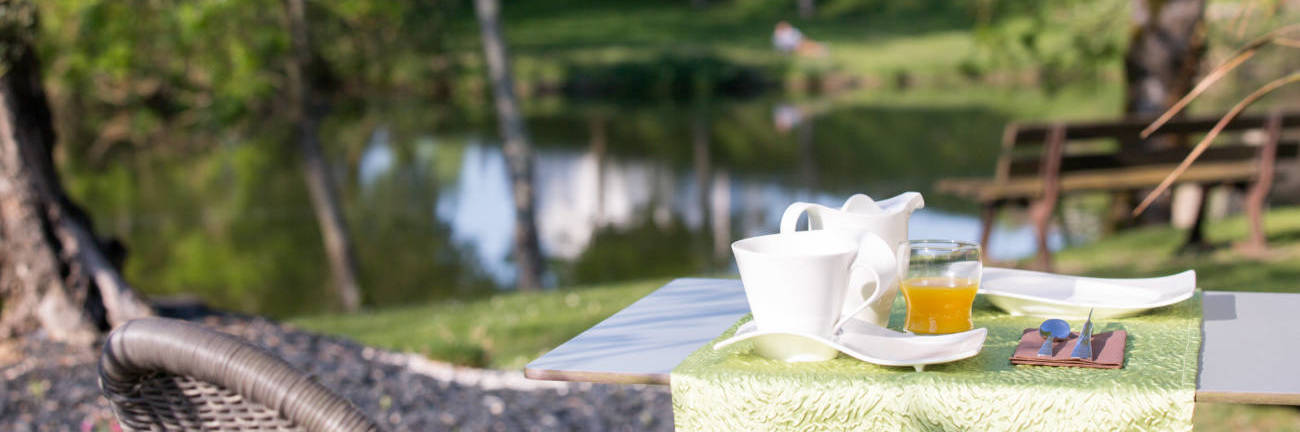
[991,111,1300,181]
[1004,141,1300,176]
[1006,111,1300,148]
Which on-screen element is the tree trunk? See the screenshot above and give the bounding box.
[692,114,711,234]
[710,171,730,262]
[796,113,817,192]
[589,116,606,222]
[1123,0,1207,151]
[475,0,544,292]
[798,0,816,19]
[1121,0,1206,226]
[0,4,152,343]
[284,0,363,311]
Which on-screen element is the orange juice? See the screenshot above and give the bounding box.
[901,277,978,334]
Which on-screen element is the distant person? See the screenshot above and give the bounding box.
[772,21,827,58]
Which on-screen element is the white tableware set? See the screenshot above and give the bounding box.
[714,192,986,370]
[714,192,1196,371]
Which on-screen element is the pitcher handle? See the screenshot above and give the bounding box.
[780,202,817,233]
[832,233,898,332]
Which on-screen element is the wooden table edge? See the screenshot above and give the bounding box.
[1195,390,1300,406]
[524,367,669,386]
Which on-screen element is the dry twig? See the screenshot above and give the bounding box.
[1132,72,1300,216]
[1140,23,1300,139]
[1131,23,1300,217]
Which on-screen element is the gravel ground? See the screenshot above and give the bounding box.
[0,312,673,431]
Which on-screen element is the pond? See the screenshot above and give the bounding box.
[65,90,1102,317]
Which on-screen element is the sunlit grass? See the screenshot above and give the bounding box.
[289,278,668,369]
[1194,403,1300,431]
[829,83,1122,120]
[1055,206,1300,293]
[442,0,990,85]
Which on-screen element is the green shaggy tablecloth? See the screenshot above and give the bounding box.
[671,293,1201,432]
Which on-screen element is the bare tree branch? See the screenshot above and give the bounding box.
[1140,23,1300,138]
[1232,0,1256,38]
[1275,38,1300,48]
[1132,72,1300,216]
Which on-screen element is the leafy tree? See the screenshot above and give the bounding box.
[36,0,458,161]
[970,0,1129,91]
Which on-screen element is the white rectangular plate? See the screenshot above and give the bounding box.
[979,267,1196,319]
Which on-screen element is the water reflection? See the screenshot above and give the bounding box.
[437,140,1063,285]
[358,127,395,189]
[68,96,1070,317]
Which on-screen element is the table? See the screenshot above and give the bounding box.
[525,278,1300,405]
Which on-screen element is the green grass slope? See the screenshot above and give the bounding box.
[290,278,667,369]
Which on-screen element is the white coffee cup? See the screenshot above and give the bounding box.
[732,229,897,362]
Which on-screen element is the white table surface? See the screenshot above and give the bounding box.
[525,278,1300,405]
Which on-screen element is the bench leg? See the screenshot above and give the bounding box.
[1105,191,1134,235]
[1029,198,1055,272]
[1028,124,1065,272]
[1181,185,1210,253]
[979,202,997,260]
[1241,183,1268,256]
[1238,112,1281,257]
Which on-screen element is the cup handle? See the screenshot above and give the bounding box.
[832,233,898,332]
[779,202,817,233]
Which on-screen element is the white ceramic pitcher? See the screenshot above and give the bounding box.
[779,192,925,327]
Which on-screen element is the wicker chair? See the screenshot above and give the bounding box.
[98,317,383,431]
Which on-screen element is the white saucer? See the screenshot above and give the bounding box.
[980,267,1195,319]
[712,319,987,371]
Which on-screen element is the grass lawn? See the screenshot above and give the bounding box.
[290,278,669,370]
[292,206,1300,429]
[438,0,1058,90]
[435,0,1287,96]
[1053,206,1300,292]
[1195,402,1300,432]
[458,1,977,65]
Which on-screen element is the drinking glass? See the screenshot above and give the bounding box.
[899,240,981,334]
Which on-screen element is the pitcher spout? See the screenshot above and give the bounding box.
[872,191,925,215]
[840,192,924,215]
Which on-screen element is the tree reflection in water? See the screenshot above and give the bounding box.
[65,98,1073,317]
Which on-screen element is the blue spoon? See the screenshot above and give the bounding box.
[1036,319,1070,357]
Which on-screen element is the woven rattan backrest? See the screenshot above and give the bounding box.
[99,318,382,432]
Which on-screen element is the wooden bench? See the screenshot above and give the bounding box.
[936,110,1300,270]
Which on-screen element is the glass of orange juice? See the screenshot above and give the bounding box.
[899,240,981,334]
